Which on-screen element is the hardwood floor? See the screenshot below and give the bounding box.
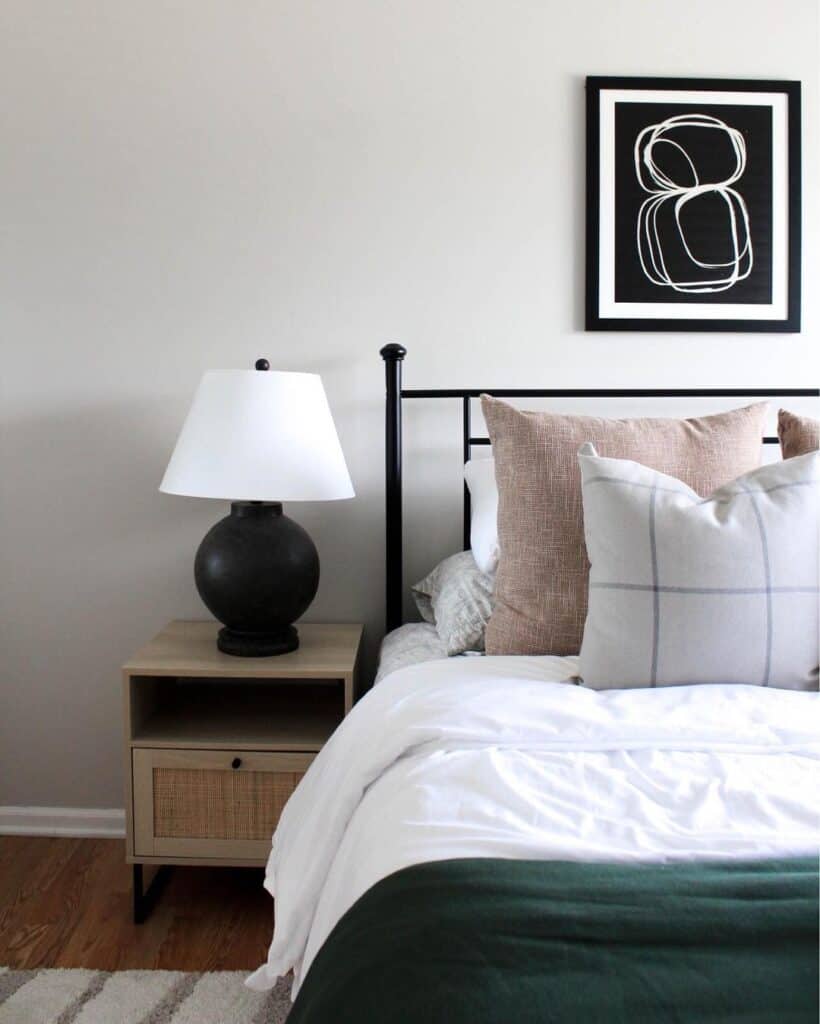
[0,837,273,971]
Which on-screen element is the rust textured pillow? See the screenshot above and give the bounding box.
[778,409,819,459]
[481,396,768,656]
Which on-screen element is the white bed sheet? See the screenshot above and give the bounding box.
[248,655,820,995]
[373,622,448,683]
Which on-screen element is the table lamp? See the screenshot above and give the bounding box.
[160,359,354,656]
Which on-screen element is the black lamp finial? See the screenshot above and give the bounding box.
[255,358,270,371]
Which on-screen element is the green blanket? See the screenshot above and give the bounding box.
[288,857,819,1024]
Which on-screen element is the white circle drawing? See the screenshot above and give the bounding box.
[634,114,753,294]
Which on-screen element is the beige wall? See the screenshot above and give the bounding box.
[1,0,817,808]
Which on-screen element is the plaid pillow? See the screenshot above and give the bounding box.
[578,444,819,690]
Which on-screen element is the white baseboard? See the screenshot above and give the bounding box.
[0,806,126,838]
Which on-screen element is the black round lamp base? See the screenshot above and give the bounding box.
[217,625,299,657]
[194,502,320,658]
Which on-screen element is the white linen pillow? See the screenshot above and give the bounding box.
[578,444,819,690]
[412,550,495,656]
[464,457,499,574]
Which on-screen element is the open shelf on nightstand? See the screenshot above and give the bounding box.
[130,678,343,751]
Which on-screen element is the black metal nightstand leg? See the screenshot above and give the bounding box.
[132,864,172,924]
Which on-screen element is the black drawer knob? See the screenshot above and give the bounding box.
[231,757,242,770]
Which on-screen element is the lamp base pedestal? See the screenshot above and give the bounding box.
[217,624,299,657]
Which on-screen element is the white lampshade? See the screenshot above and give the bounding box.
[160,370,354,502]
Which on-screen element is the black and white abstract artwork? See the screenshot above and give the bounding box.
[586,78,801,332]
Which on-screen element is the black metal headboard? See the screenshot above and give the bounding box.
[380,343,819,634]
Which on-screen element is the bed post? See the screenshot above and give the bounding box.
[462,396,472,551]
[381,343,406,634]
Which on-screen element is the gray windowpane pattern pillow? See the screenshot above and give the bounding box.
[578,445,819,690]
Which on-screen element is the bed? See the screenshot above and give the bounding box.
[248,348,820,1021]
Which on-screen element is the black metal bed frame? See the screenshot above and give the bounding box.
[380,343,819,633]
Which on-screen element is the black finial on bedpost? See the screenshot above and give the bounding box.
[381,344,406,634]
[380,343,407,363]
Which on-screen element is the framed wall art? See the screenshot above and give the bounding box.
[585,77,801,332]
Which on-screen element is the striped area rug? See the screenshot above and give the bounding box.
[0,966,291,1023]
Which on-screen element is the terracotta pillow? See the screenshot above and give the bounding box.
[481,396,768,656]
[778,409,819,458]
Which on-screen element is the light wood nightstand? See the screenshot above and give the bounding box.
[122,619,363,922]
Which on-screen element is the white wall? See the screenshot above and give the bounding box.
[1,0,817,808]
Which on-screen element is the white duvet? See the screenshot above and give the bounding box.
[247,655,820,994]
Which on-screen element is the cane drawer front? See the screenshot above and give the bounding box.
[132,748,313,862]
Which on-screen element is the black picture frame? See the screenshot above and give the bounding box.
[585,76,801,332]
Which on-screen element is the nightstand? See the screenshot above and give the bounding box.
[122,619,363,922]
